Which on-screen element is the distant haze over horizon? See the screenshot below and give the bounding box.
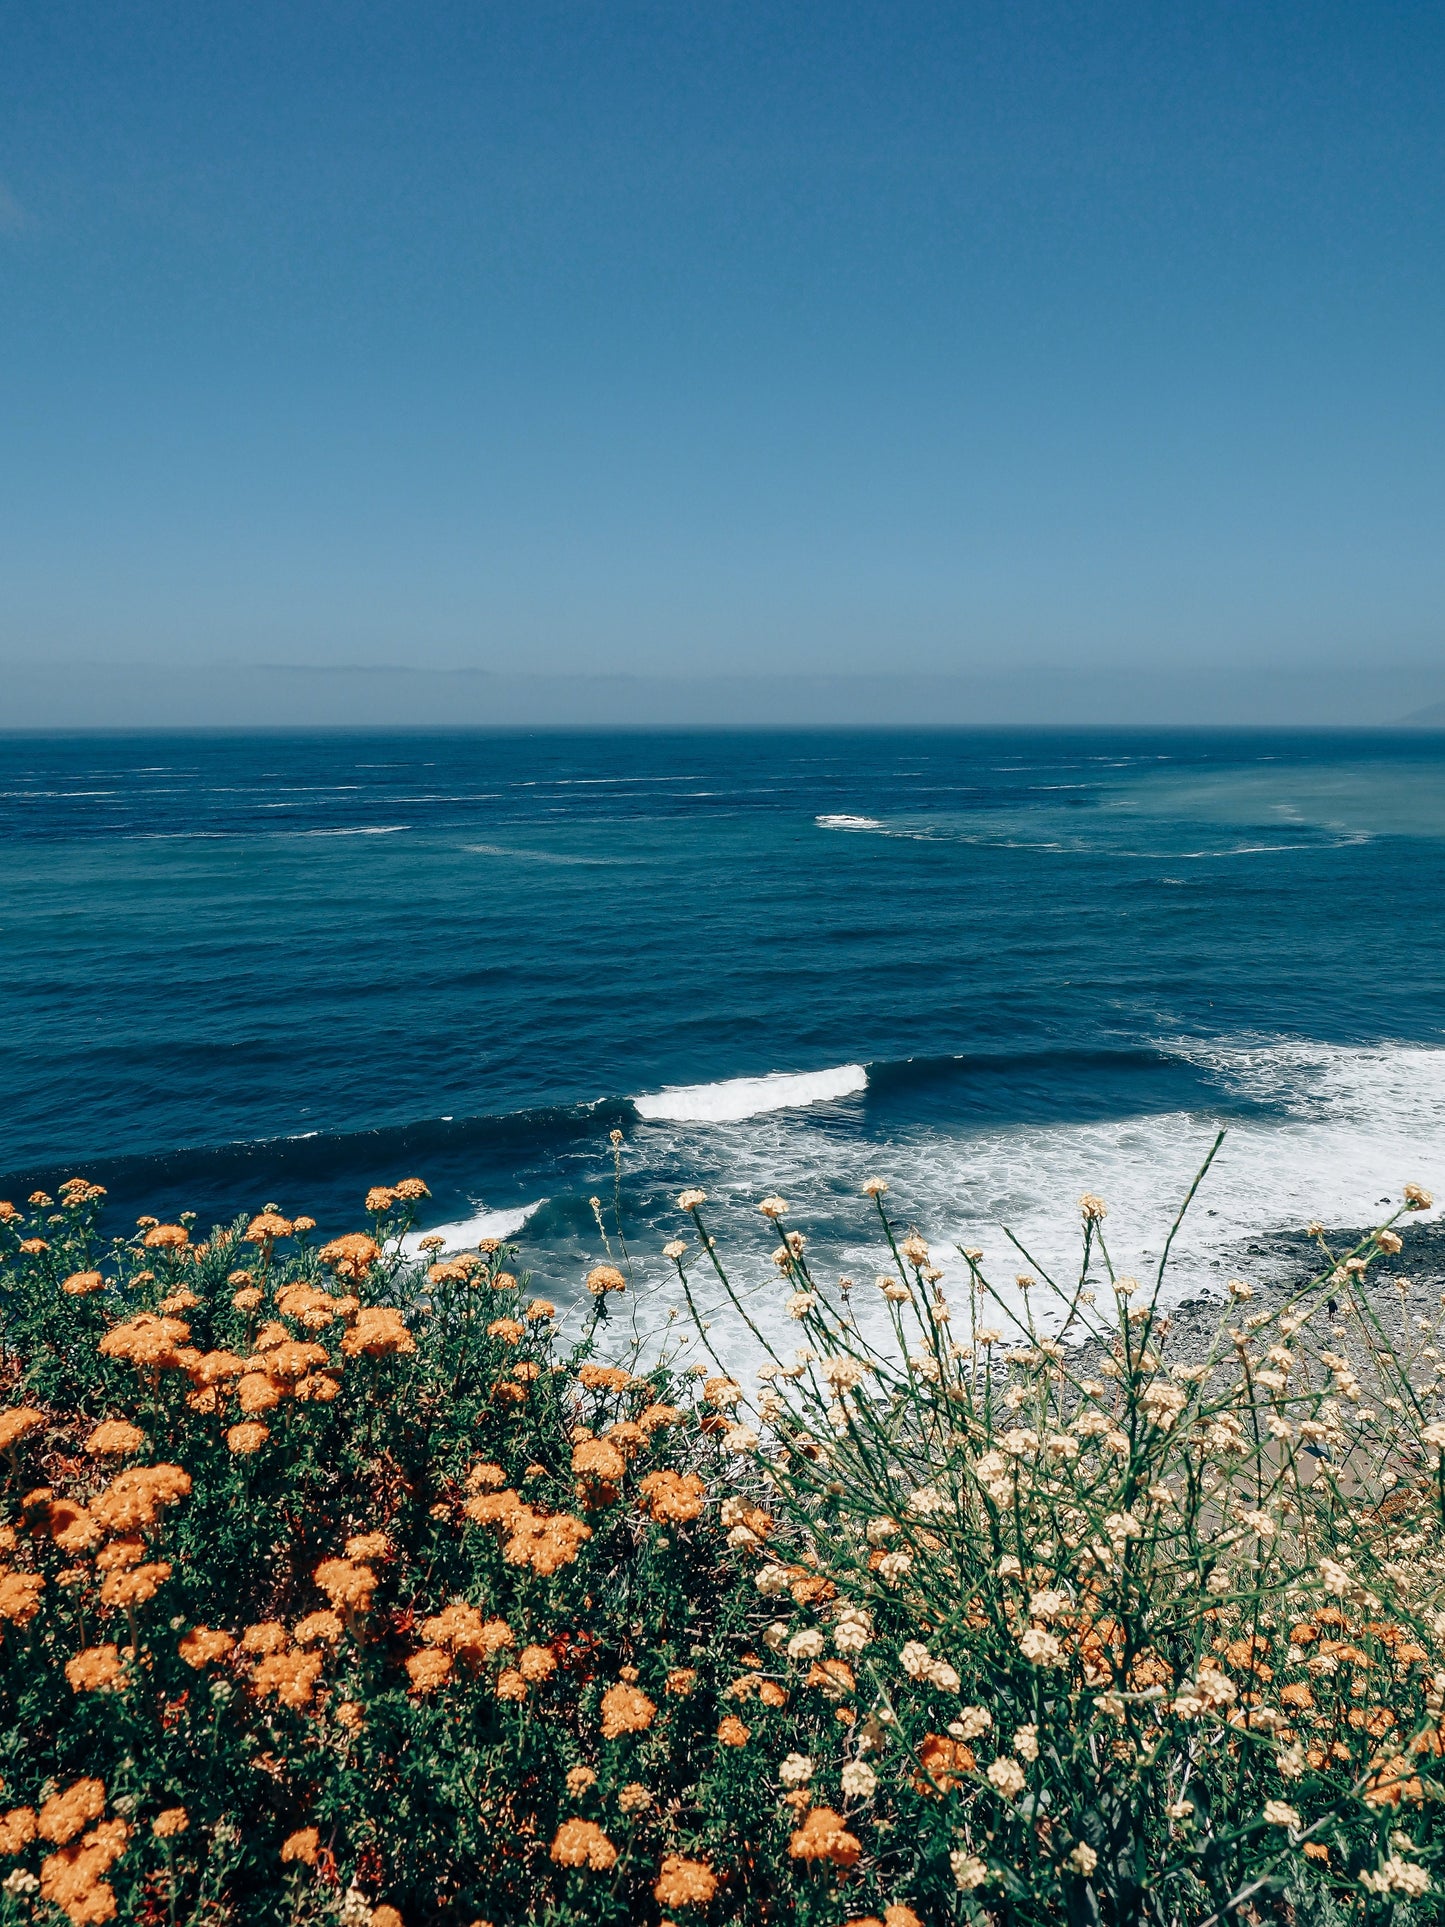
[2,658,1443,730]
[2,2,1443,717]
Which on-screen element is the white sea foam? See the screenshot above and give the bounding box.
[815,814,884,831]
[633,1064,868,1122]
[614,1037,1445,1372]
[295,824,411,837]
[402,1200,546,1255]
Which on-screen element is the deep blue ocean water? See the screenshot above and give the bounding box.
[4,728,1445,1349]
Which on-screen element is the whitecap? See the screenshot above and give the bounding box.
[815,814,884,832]
[403,1200,546,1255]
[633,1064,868,1122]
[294,825,411,837]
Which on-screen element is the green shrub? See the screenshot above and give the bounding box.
[0,1160,1442,1925]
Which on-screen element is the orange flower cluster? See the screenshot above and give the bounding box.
[464,1488,594,1575]
[0,1406,45,1453]
[89,1464,192,1534]
[639,1469,706,1523]
[654,1856,718,1907]
[550,1819,617,1870]
[339,1307,415,1358]
[317,1234,382,1280]
[599,1682,657,1738]
[84,1421,146,1458]
[252,1648,325,1710]
[65,1645,125,1693]
[788,1806,862,1868]
[313,1557,377,1613]
[178,1626,236,1669]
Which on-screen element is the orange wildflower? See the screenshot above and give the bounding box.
[789,1805,861,1868]
[603,1419,646,1457]
[0,1406,45,1452]
[99,1561,171,1610]
[280,1827,320,1864]
[639,1470,706,1524]
[488,1318,524,1344]
[190,1349,248,1387]
[550,1819,617,1871]
[85,1420,147,1458]
[577,1364,630,1393]
[518,1643,557,1682]
[89,1464,191,1534]
[806,1659,855,1701]
[585,1265,626,1297]
[61,1271,106,1297]
[96,1539,145,1572]
[406,1648,454,1694]
[252,1649,324,1709]
[340,1307,415,1358]
[97,1314,189,1372]
[913,1733,974,1795]
[495,1668,528,1701]
[344,1531,389,1560]
[151,1808,188,1838]
[318,1233,382,1279]
[226,1423,269,1455]
[502,1508,592,1575]
[466,1462,508,1492]
[717,1715,750,1746]
[65,1646,125,1693]
[38,1780,106,1846]
[600,1682,657,1738]
[48,1499,101,1553]
[313,1558,377,1612]
[636,1402,684,1435]
[0,1808,37,1853]
[654,1855,718,1907]
[0,1572,46,1625]
[40,1817,128,1926]
[276,1283,340,1328]
[665,1667,697,1696]
[142,1223,188,1249]
[245,1212,294,1244]
[178,1626,235,1668]
[241,1622,290,1655]
[235,1373,283,1414]
[294,1611,344,1646]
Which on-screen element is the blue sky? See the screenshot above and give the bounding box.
[2,1,1443,692]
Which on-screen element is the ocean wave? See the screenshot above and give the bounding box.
[633,1065,868,1122]
[815,814,884,832]
[402,1200,546,1254]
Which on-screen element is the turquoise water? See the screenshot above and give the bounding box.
[4,728,1444,1340]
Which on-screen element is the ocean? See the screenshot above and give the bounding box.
[4,727,1444,1358]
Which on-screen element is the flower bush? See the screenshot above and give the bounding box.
[0,1162,1442,1925]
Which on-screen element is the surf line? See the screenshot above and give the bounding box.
[631,1065,868,1124]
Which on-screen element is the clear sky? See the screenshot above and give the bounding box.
[2,1,1443,695]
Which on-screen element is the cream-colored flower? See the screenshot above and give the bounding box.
[986,1756,1026,1798]
[951,1851,988,1890]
